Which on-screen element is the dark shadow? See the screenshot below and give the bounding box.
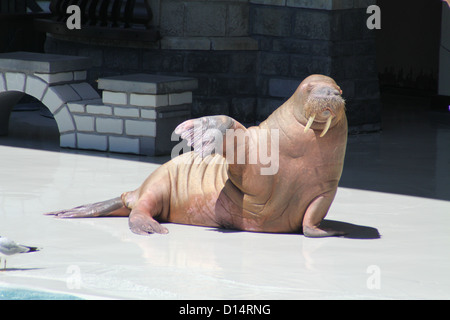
[0,268,43,272]
[320,220,381,240]
[208,219,381,240]
[208,227,243,234]
[340,92,450,202]
[0,100,173,165]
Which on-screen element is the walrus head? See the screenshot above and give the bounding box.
[294,74,346,137]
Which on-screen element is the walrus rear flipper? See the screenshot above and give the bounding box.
[44,197,130,218]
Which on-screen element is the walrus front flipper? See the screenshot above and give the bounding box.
[128,209,168,235]
[175,115,247,158]
[302,191,347,238]
[45,197,130,218]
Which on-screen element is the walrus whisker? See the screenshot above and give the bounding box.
[304,114,315,133]
[320,115,333,137]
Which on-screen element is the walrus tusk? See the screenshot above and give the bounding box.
[320,115,333,137]
[304,115,315,133]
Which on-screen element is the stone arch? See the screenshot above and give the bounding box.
[0,73,95,139]
[0,52,96,148]
[0,52,198,156]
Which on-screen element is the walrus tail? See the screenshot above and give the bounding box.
[44,197,131,218]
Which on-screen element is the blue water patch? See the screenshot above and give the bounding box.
[0,287,84,300]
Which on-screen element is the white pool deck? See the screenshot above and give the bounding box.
[0,95,449,300]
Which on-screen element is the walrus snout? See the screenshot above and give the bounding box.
[303,86,345,137]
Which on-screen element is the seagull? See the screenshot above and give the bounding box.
[0,236,41,270]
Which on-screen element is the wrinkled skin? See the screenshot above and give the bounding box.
[46,74,348,238]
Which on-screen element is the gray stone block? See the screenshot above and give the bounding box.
[252,6,292,36]
[290,55,332,77]
[0,73,5,91]
[160,0,185,36]
[42,84,81,113]
[210,37,259,51]
[125,119,156,137]
[114,106,140,118]
[96,118,123,134]
[154,107,192,156]
[109,136,140,154]
[0,52,91,73]
[185,2,227,36]
[70,82,100,100]
[186,53,230,74]
[273,38,331,55]
[256,98,283,122]
[77,133,108,151]
[78,48,103,68]
[268,78,300,98]
[130,93,169,107]
[250,0,286,6]
[5,72,26,91]
[34,71,73,84]
[102,91,128,106]
[160,37,211,50]
[103,47,140,71]
[53,105,75,133]
[231,52,257,74]
[227,3,250,37]
[98,74,198,95]
[25,75,49,101]
[192,97,230,117]
[139,137,156,156]
[73,115,95,132]
[142,52,184,73]
[209,77,257,96]
[231,97,256,123]
[86,104,113,115]
[260,53,290,76]
[60,133,76,148]
[292,10,332,40]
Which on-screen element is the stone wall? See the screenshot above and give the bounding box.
[0,52,197,156]
[44,0,381,132]
[250,0,381,131]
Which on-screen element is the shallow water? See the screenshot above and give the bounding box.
[0,287,83,300]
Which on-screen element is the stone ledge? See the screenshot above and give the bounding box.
[97,73,198,95]
[250,0,376,9]
[161,37,259,51]
[0,51,91,73]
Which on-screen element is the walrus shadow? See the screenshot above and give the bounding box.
[320,220,381,239]
[210,220,380,239]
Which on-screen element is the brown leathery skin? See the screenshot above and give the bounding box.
[46,74,348,238]
[121,74,348,236]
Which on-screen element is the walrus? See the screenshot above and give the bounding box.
[46,74,348,238]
